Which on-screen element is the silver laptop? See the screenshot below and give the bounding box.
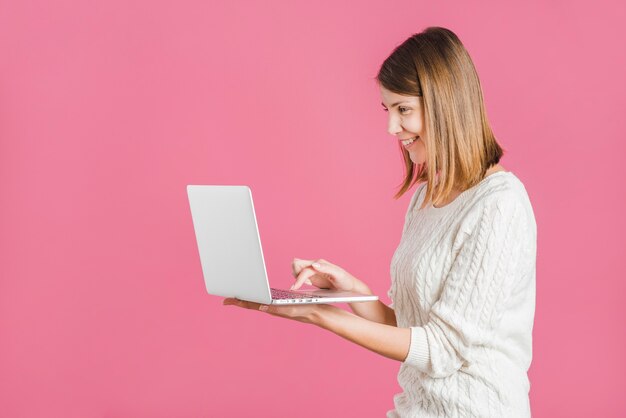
[187,185,378,305]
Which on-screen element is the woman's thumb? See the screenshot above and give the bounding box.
[311,261,336,277]
[311,261,327,271]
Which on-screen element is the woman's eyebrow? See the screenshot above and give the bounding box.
[381,101,410,108]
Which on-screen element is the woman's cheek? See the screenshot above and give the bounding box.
[404,114,423,136]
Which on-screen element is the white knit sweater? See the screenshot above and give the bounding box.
[386,171,537,418]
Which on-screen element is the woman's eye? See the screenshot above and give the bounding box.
[381,107,410,114]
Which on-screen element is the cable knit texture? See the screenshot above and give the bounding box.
[386,171,536,418]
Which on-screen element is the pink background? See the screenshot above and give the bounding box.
[1,0,624,417]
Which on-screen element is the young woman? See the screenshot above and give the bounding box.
[224,26,537,418]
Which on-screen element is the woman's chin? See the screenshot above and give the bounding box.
[409,154,425,165]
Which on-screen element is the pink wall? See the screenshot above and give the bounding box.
[1,0,624,416]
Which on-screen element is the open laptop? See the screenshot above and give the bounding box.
[187,185,378,305]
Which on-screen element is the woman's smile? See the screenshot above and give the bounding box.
[401,136,419,148]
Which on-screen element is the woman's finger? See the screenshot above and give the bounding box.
[292,268,334,290]
[291,267,317,290]
[223,298,259,310]
[292,258,314,277]
[310,259,354,291]
[223,298,252,308]
[310,259,345,281]
[224,298,276,313]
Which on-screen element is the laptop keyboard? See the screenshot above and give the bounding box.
[270,288,326,300]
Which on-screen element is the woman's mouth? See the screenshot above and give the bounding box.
[401,136,419,149]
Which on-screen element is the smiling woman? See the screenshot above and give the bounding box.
[377,27,504,209]
[380,89,428,170]
[375,27,536,418]
[225,26,537,418]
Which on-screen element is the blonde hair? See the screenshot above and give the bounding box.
[375,26,503,208]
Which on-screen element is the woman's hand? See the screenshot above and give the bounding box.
[222,297,338,325]
[290,258,368,293]
[292,257,396,326]
[224,296,411,364]
[222,258,364,326]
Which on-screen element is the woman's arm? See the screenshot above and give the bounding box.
[314,304,409,361]
[347,280,397,326]
[224,298,410,362]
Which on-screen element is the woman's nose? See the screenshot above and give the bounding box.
[387,121,402,136]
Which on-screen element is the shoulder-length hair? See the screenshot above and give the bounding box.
[376,26,503,208]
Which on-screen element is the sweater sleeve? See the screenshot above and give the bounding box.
[403,193,528,377]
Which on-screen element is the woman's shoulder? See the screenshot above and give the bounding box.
[465,171,536,232]
[472,171,532,209]
[410,171,530,211]
[406,170,535,224]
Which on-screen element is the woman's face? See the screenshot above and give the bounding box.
[379,85,426,165]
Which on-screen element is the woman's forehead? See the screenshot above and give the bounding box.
[380,87,419,101]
